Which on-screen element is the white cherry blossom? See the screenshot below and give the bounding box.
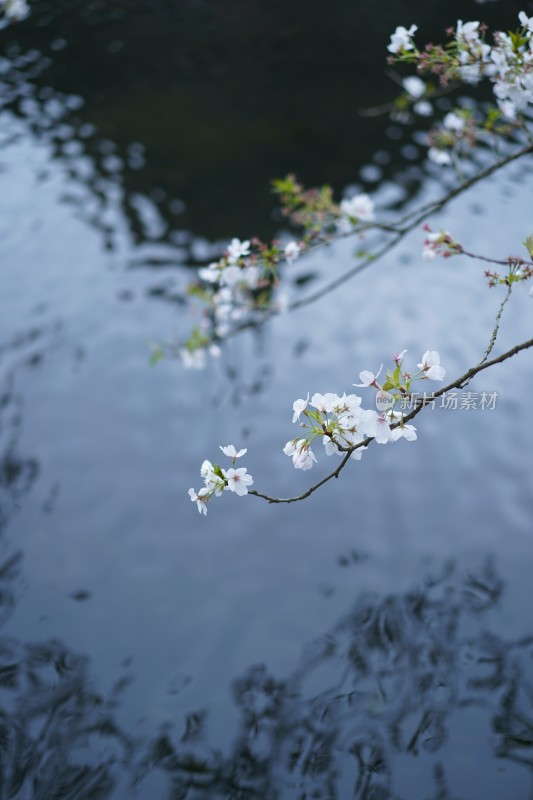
[498,100,517,120]
[335,393,362,415]
[219,265,243,288]
[294,444,317,470]
[443,112,465,131]
[224,467,254,496]
[456,20,481,43]
[338,413,364,435]
[417,350,446,380]
[340,194,375,222]
[323,436,341,456]
[394,349,407,364]
[353,365,383,388]
[188,487,209,515]
[283,440,317,470]
[292,395,309,423]
[387,24,418,54]
[219,445,247,459]
[201,460,225,496]
[284,241,302,264]
[350,446,367,461]
[363,412,392,444]
[428,148,452,166]
[519,11,533,35]
[391,424,418,442]
[198,263,221,283]
[200,459,214,479]
[310,392,339,413]
[227,238,251,263]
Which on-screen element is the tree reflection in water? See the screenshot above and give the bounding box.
[0,396,532,800]
[0,331,132,799]
[141,559,533,799]
[0,512,532,798]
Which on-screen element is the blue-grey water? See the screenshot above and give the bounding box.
[0,1,532,798]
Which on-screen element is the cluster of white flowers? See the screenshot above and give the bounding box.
[452,15,533,120]
[448,14,533,112]
[390,12,533,165]
[183,188,379,370]
[491,15,533,119]
[0,0,28,21]
[197,238,261,340]
[454,20,493,85]
[282,350,445,472]
[181,237,303,368]
[188,445,253,515]
[189,351,446,514]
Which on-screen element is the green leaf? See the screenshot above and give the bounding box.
[271,175,298,195]
[149,346,165,366]
[185,326,210,352]
[509,30,528,50]
[524,235,533,259]
[187,283,211,302]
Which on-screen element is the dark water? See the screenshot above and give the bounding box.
[0,0,533,797]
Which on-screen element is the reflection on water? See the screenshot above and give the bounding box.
[2,555,533,798]
[0,324,54,532]
[0,0,523,250]
[0,2,532,798]
[0,633,132,800]
[137,559,533,799]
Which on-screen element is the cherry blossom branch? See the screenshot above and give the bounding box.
[249,336,533,504]
[193,141,533,346]
[187,13,533,515]
[176,13,533,369]
[288,142,533,314]
[214,141,533,344]
[460,250,532,267]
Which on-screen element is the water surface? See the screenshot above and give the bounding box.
[0,1,532,797]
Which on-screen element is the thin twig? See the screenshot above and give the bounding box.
[476,285,513,369]
[459,250,533,268]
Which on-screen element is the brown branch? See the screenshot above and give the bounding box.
[459,250,533,268]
